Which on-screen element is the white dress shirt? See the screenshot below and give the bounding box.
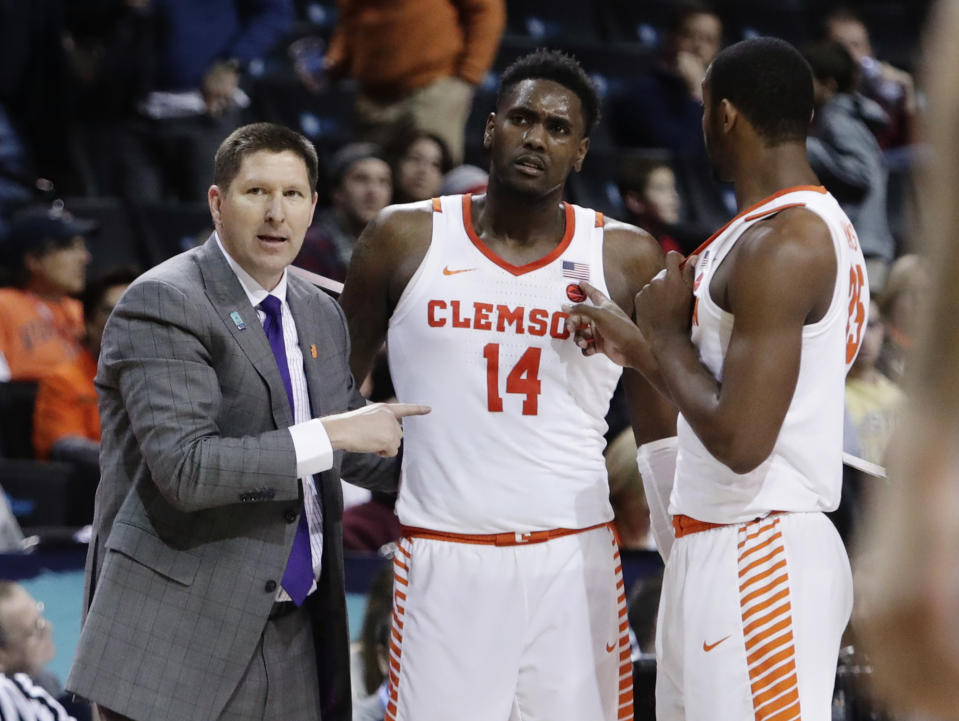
[217,235,332,598]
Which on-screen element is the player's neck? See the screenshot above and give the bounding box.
[732,144,819,211]
[478,182,567,247]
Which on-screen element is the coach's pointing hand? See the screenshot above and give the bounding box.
[322,402,431,457]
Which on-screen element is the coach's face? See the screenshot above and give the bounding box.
[208,150,317,290]
[485,78,589,199]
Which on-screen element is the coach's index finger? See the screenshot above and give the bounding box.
[385,403,432,418]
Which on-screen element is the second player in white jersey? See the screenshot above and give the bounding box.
[672,186,869,523]
[388,195,622,533]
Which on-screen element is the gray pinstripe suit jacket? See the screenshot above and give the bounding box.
[65,237,395,721]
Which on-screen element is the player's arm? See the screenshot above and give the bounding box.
[602,222,678,445]
[339,202,433,382]
[639,210,836,473]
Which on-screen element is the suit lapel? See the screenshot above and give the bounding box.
[195,236,294,429]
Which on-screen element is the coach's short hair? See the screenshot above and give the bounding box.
[497,49,600,135]
[214,122,319,191]
[707,37,814,145]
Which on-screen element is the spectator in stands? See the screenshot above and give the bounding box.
[610,1,722,156]
[0,491,24,551]
[351,564,393,721]
[0,583,58,697]
[845,302,903,465]
[115,0,295,202]
[295,143,391,282]
[342,492,402,553]
[824,6,918,151]
[33,268,137,465]
[386,129,453,205]
[323,0,505,164]
[0,106,37,221]
[0,204,93,382]
[439,163,488,196]
[804,40,895,289]
[616,153,708,255]
[876,253,929,384]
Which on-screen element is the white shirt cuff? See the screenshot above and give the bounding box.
[289,418,334,476]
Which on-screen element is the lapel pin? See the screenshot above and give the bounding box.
[230,311,247,331]
[310,344,318,358]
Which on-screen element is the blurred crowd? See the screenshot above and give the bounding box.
[0,1,934,717]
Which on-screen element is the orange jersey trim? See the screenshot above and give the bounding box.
[461,194,576,276]
[682,185,826,266]
[673,512,785,539]
[431,197,443,213]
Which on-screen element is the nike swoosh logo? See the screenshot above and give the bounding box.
[443,265,477,275]
[606,642,617,653]
[703,635,730,652]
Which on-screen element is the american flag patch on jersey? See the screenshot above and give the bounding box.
[562,261,590,280]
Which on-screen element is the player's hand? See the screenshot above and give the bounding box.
[563,281,647,368]
[321,402,431,457]
[635,251,697,349]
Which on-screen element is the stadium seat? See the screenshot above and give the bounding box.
[0,381,39,459]
[0,459,74,529]
[131,201,212,268]
[505,0,603,43]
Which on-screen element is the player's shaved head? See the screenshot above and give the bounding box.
[706,37,814,145]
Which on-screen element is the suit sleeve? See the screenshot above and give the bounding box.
[99,278,301,512]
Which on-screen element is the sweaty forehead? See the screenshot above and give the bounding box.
[501,78,584,122]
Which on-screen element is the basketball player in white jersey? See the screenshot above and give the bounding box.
[567,38,868,720]
[339,50,676,721]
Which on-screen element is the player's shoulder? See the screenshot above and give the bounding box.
[740,205,833,266]
[371,199,434,240]
[600,215,664,267]
[732,206,837,306]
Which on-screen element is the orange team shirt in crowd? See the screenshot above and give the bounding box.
[0,288,84,381]
[33,348,100,460]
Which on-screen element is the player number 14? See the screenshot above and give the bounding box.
[483,343,542,415]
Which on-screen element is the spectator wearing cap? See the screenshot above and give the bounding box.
[294,143,392,283]
[33,268,137,465]
[0,205,94,382]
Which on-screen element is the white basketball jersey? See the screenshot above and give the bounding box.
[388,195,622,533]
[670,186,869,523]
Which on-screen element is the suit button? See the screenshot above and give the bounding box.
[239,494,249,502]
[265,580,277,593]
[284,509,297,523]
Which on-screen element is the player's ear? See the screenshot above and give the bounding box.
[719,99,738,134]
[573,136,590,173]
[483,113,496,150]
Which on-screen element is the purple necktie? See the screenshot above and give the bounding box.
[259,294,313,606]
